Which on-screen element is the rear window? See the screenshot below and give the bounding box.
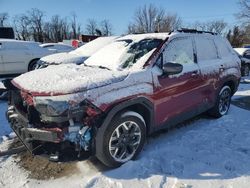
[195,37,218,61]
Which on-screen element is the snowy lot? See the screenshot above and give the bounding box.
[0,78,250,188]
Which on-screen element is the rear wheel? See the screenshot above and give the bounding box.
[208,86,232,118]
[95,111,146,167]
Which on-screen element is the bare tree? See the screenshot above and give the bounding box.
[0,13,8,27]
[237,0,250,22]
[62,18,70,40]
[85,19,98,35]
[160,13,182,32]
[28,8,45,42]
[192,20,227,34]
[71,12,77,39]
[13,14,30,40]
[227,26,246,47]
[101,19,113,36]
[127,4,182,34]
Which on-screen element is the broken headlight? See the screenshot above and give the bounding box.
[34,98,69,116]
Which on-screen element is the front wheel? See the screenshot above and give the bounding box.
[95,111,146,167]
[28,59,39,71]
[208,86,232,118]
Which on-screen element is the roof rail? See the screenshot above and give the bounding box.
[176,28,217,35]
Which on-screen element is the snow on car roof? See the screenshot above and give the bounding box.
[72,36,118,56]
[119,32,169,41]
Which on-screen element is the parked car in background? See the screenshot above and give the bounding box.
[40,43,75,53]
[35,36,118,69]
[0,39,54,77]
[0,27,15,39]
[6,30,240,167]
[234,48,250,76]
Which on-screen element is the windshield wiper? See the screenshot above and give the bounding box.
[84,64,111,70]
[98,66,111,70]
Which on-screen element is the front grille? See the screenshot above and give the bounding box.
[11,90,40,125]
[11,90,28,116]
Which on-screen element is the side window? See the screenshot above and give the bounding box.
[214,37,232,57]
[195,37,218,61]
[163,37,195,65]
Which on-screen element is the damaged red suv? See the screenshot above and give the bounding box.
[6,29,241,167]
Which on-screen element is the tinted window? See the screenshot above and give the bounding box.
[163,37,195,65]
[0,27,14,39]
[195,37,218,61]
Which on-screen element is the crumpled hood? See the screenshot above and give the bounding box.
[40,52,87,65]
[12,64,128,95]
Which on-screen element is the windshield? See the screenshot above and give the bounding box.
[84,38,163,71]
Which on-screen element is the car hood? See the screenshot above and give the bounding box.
[40,52,87,65]
[12,64,129,95]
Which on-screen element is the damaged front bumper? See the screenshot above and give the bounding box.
[6,90,102,158]
[7,105,65,153]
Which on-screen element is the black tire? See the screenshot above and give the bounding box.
[95,111,146,168]
[208,86,232,118]
[28,59,39,71]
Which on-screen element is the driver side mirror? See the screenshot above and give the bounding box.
[162,62,183,75]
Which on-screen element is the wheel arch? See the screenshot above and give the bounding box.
[28,58,40,71]
[101,97,154,136]
[223,79,238,96]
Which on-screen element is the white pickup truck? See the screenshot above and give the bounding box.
[0,39,53,77]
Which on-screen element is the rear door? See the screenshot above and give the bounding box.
[194,36,223,106]
[153,36,205,127]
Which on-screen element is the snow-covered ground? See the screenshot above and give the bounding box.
[0,78,250,188]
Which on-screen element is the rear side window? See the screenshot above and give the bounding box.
[214,37,232,57]
[163,37,195,65]
[195,37,218,61]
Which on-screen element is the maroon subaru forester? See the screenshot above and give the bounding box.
[6,29,241,167]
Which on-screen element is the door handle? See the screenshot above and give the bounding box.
[219,65,225,72]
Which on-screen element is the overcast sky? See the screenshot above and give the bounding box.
[0,0,240,35]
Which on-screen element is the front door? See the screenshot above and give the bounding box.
[152,37,204,127]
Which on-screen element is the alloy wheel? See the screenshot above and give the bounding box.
[108,121,142,163]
